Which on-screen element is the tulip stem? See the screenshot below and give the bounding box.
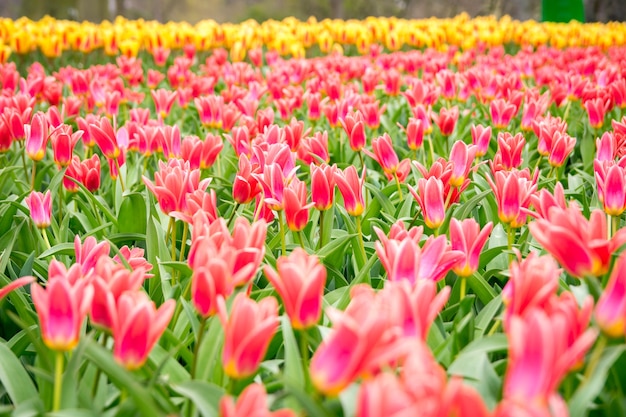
[533,155,543,172]
[355,215,367,263]
[507,225,515,264]
[20,143,29,183]
[179,221,189,263]
[487,319,501,336]
[562,99,572,121]
[58,179,64,226]
[41,228,52,251]
[459,276,467,301]
[278,210,287,255]
[226,203,240,228]
[394,173,403,202]
[358,151,365,170]
[318,210,325,250]
[53,351,64,411]
[426,134,435,166]
[115,159,125,192]
[31,161,37,191]
[297,231,306,249]
[584,335,607,380]
[191,318,207,379]
[171,219,178,285]
[299,329,310,389]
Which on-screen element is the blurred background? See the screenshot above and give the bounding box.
[0,0,624,23]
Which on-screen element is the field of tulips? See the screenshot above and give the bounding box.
[3,13,626,417]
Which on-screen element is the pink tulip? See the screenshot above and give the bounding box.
[112,291,174,370]
[470,124,491,158]
[220,383,296,417]
[232,154,261,205]
[310,285,412,396]
[340,110,366,152]
[219,293,279,379]
[595,160,626,216]
[151,88,178,120]
[88,117,122,160]
[334,165,366,217]
[112,246,153,275]
[449,218,493,277]
[403,117,425,151]
[493,132,525,171]
[486,169,537,228]
[283,178,312,232]
[448,140,477,188]
[595,251,626,337]
[25,190,52,229]
[264,248,326,330]
[501,252,560,329]
[409,177,445,229]
[0,276,35,301]
[364,133,411,182]
[529,182,568,220]
[584,97,610,129]
[490,98,518,129]
[74,235,111,276]
[51,126,82,168]
[310,163,336,211]
[548,131,576,167]
[31,261,93,351]
[191,259,233,318]
[297,131,330,165]
[529,203,626,277]
[25,112,49,161]
[432,106,458,137]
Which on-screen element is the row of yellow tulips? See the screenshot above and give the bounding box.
[1,13,626,61]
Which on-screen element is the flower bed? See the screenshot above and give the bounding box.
[1,15,626,417]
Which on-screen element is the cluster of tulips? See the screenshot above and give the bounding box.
[2,13,626,64]
[2,14,626,417]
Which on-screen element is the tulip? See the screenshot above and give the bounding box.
[403,117,425,151]
[220,383,296,417]
[501,252,560,329]
[264,248,326,329]
[219,293,279,379]
[0,276,35,301]
[283,178,313,232]
[596,131,616,162]
[448,141,477,188]
[486,169,537,228]
[112,246,153,275]
[112,291,175,370]
[493,132,525,171]
[310,285,412,396]
[31,262,93,351]
[584,97,610,129]
[25,190,52,229]
[529,181,568,220]
[340,111,366,152]
[409,177,445,230]
[594,160,626,216]
[595,251,626,337]
[25,112,49,161]
[529,203,626,277]
[449,218,493,277]
[88,117,122,160]
[74,235,110,276]
[51,127,83,168]
[334,165,366,217]
[548,131,576,168]
[490,98,518,129]
[432,106,458,136]
[151,89,178,120]
[311,163,336,211]
[470,124,491,158]
[191,259,233,318]
[297,131,330,165]
[233,154,261,205]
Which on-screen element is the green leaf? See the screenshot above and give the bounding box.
[38,242,75,259]
[117,192,147,234]
[0,342,38,405]
[171,381,224,417]
[467,271,499,305]
[569,345,626,417]
[281,316,304,390]
[83,338,164,416]
[316,232,355,260]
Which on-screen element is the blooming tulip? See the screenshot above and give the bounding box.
[334,165,366,217]
[25,190,52,229]
[449,218,493,277]
[219,293,279,379]
[263,248,326,329]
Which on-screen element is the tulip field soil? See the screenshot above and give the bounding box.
[1,14,626,417]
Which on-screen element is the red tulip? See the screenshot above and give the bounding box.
[334,165,366,217]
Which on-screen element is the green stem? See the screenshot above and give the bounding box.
[426,134,435,166]
[278,210,287,256]
[166,216,174,246]
[459,276,467,301]
[562,99,572,122]
[355,215,367,263]
[191,318,207,379]
[115,158,125,192]
[226,203,240,228]
[179,221,189,263]
[533,155,543,172]
[611,215,618,240]
[487,319,501,336]
[53,351,64,411]
[58,177,64,226]
[394,172,403,202]
[41,228,52,251]
[20,142,29,182]
[358,151,365,171]
[31,160,37,191]
[317,210,325,250]
[507,224,515,264]
[297,231,306,249]
[299,329,310,390]
[584,335,607,380]
[171,218,178,285]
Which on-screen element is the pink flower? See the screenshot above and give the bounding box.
[25,190,52,229]
[220,383,296,417]
[263,248,326,330]
[432,106,458,137]
[403,117,425,151]
[232,154,261,205]
[548,131,576,167]
[112,291,175,370]
[501,252,560,329]
[493,132,525,171]
[334,165,366,217]
[283,178,313,232]
[595,251,626,337]
[88,117,123,160]
[0,276,35,301]
[31,261,93,351]
[529,203,626,277]
[151,88,177,120]
[51,126,83,168]
[219,293,279,379]
[470,124,492,158]
[584,97,610,129]
[409,177,445,229]
[490,98,518,129]
[191,259,233,318]
[448,140,477,188]
[364,133,411,182]
[595,160,626,216]
[340,110,366,152]
[75,235,110,276]
[486,169,538,228]
[449,218,493,277]
[311,163,336,211]
[25,111,49,161]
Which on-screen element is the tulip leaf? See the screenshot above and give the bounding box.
[117,192,147,235]
[38,242,75,259]
[467,271,499,305]
[317,232,355,260]
[196,317,225,383]
[171,380,224,417]
[281,316,305,390]
[0,342,38,405]
[569,345,626,417]
[83,338,164,416]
